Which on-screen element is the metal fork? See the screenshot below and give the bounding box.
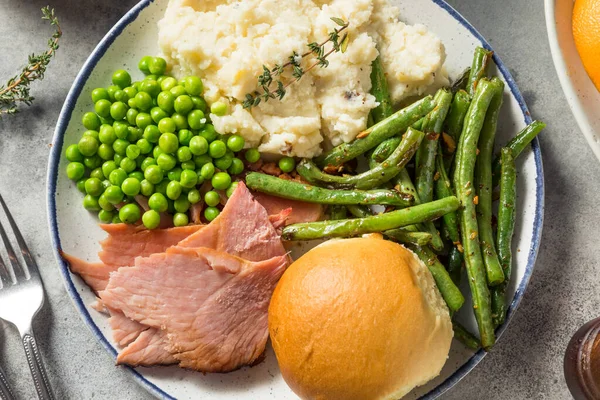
[0,363,15,400]
[0,194,54,400]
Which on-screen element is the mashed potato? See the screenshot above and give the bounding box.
[158,0,447,157]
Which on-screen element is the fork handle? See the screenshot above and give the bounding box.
[0,365,14,400]
[21,332,54,400]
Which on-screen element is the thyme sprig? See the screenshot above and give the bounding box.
[0,6,62,118]
[242,17,349,109]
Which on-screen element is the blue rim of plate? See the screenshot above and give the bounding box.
[46,0,544,399]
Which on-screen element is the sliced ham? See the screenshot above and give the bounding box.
[100,247,288,372]
[60,252,118,293]
[252,191,323,225]
[108,309,148,347]
[117,328,177,366]
[178,182,287,261]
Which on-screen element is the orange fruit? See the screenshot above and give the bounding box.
[573,0,600,90]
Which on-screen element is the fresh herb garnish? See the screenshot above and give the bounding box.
[242,17,349,109]
[0,6,62,118]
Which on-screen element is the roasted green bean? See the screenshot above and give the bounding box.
[492,148,517,327]
[384,229,433,247]
[451,67,471,94]
[443,90,471,171]
[368,56,394,124]
[453,78,500,349]
[282,196,459,241]
[329,205,347,220]
[315,96,434,168]
[453,321,481,350]
[298,128,424,190]
[346,204,373,218]
[467,47,493,96]
[245,173,414,207]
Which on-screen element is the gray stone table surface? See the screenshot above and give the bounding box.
[0,0,597,399]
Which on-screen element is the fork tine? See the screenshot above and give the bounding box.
[0,254,11,287]
[0,194,35,280]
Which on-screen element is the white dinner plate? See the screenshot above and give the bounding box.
[47,0,544,398]
[545,0,600,161]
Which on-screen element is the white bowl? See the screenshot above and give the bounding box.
[545,0,600,160]
[47,0,544,398]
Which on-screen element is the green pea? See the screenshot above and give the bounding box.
[136,138,152,155]
[174,147,191,163]
[187,109,205,130]
[113,153,124,166]
[168,167,182,181]
[136,112,153,129]
[204,190,220,207]
[94,99,111,118]
[76,179,87,193]
[214,153,233,170]
[182,161,196,170]
[123,86,137,100]
[228,158,244,175]
[172,196,189,213]
[142,210,160,229]
[135,92,153,111]
[210,101,228,116]
[109,168,128,186]
[157,91,175,113]
[98,144,115,160]
[199,124,218,143]
[183,76,203,96]
[191,96,208,112]
[188,189,201,204]
[127,127,142,142]
[112,69,132,89]
[194,154,212,168]
[83,195,101,211]
[244,148,260,163]
[66,162,85,181]
[127,98,137,108]
[83,130,99,139]
[84,155,102,169]
[126,144,141,160]
[106,85,120,101]
[84,177,103,196]
[111,215,121,224]
[119,203,141,224]
[65,144,84,162]
[171,113,188,130]
[211,171,231,190]
[179,169,198,188]
[144,164,163,184]
[110,102,127,120]
[78,135,99,157]
[129,171,144,181]
[126,108,139,125]
[178,129,193,146]
[173,212,189,227]
[279,156,296,173]
[140,179,154,197]
[99,115,114,125]
[99,124,117,144]
[158,118,176,134]
[227,135,245,152]
[138,56,153,74]
[204,206,219,222]
[166,181,182,200]
[157,153,177,171]
[91,87,110,103]
[200,162,215,180]
[195,171,206,185]
[140,79,161,98]
[143,125,161,144]
[136,156,145,168]
[141,157,157,171]
[160,77,177,92]
[82,112,101,130]
[144,74,158,82]
[104,185,124,204]
[112,138,128,156]
[98,193,115,211]
[209,140,227,159]
[174,95,193,115]
[189,135,208,156]
[153,146,164,159]
[226,181,239,197]
[98,209,113,223]
[170,85,186,98]
[158,132,178,153]
[147,193,167,212]
[102,161,117,178]
[121,177,141,196]
[148,57,167,75]
[150,107,168,123]
[120,157,136,173]
[114,90,128,103]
